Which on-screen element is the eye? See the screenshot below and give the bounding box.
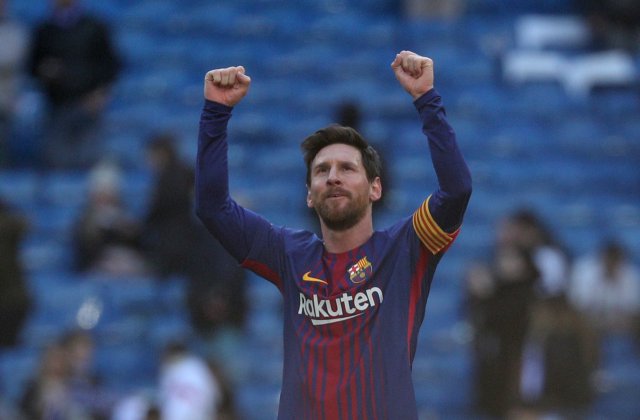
[314,165,328,175]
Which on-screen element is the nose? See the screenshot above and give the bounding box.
[327,166,342,185]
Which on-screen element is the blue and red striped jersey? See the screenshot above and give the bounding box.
[196,89,471,420]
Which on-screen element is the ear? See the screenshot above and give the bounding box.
[306,188,314,208]
[369,177,382,202]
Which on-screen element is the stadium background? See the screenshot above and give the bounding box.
[1,0,639,418]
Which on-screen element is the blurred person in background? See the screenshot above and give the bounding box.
[142,133,198,279]
[72,159,149,276]
[0,198,32,349]
[20,340,82,419]
[497,209,571,299]
[158,341,236,420]
[60,329,116,419]
[568,240,640,334]
[516,294,598,418]
[464,244,539,418]
[141,133,247,344]
[0,0,29,166]
[583,0,640,52]
[27,0,121,169]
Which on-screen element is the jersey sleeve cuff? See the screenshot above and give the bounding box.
[203,99,233,115]
[413,88,439,110]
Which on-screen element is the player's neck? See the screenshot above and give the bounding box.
[320,215,374,254]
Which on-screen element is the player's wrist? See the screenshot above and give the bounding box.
[411,86,434,101]
[203,99,234,114]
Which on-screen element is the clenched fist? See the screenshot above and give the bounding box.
[391,51,434,100]
[204,66,251,107]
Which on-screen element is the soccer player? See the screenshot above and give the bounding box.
[196,51,472,419]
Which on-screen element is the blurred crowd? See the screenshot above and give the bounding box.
[464,209,640,419]
[1,328,237,420]
[1,2,248,416]
[0,134,248,419]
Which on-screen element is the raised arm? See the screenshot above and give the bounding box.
[392,51,472,234]
[195,66,258,262]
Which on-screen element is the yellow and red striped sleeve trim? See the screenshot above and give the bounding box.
[412,196,459,254]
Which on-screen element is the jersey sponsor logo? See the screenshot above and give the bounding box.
[298,287,383,325]
[348,256,373,283]
[302,271,328,285]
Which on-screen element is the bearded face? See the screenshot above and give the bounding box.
[307,144,381,232]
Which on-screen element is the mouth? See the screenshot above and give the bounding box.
[325,189,350,199]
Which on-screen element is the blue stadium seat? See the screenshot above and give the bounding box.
[0,170,39,210]
[95,275,159,316]
[95,342,157,390]
[21,234,74,274]
[0,346,39,404]
[146,312,193,348]
[40,170,88,209]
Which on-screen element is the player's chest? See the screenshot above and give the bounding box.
[294,248,386,299]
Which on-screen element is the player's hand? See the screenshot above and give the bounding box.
[391,51,434,100]
[204,66,251,107]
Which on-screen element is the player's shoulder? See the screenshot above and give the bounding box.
[375,215,415,242]
[281,226,322,251]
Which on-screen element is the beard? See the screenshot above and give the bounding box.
[314,190,369,232]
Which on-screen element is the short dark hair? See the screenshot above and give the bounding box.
[301,124,382,186]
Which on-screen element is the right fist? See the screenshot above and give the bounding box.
[391,51,434,100]
[204,66,251,107]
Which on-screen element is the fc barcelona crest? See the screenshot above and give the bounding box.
[348,256,373,284]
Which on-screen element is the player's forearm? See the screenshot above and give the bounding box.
[414,89,472,231]
[195,99,233,217]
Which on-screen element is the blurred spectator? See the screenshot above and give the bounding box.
[465,244,539,418]
[0,198,32,349]
[497,209,571,298]
[186,234,248,341]
[60,329,116,419]
[517,295,598,418]
[20,341,82,419]
[27,0,121,168]
[73,159,149,276]
[583,0,640,52]
[141,133,197,279]
[568,240,640,334]
[0,0,29,166]
[141,134,247,338]
[158,341,226,420]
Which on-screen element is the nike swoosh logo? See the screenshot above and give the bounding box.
[311,313,363,325]
[302,271,328,285]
